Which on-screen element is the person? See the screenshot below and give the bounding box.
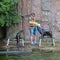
[28,13,40,45]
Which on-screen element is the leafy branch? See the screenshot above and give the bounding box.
[0,0,22,27]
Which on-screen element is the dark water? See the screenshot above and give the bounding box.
[0,51,60,60]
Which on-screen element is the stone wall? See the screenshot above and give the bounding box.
[23,0,60,39]
[7,0,60,40]
[30,0,41,20]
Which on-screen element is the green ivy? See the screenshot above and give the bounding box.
[0,0,22,27]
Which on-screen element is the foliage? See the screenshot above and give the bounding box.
[0,0,22,27]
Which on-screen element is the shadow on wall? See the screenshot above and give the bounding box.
[0,27,6,40]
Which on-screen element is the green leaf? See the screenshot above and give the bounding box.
[13,0,20,3]
[0,0,21,27]
[0,2,3,6]
[3,0,11,3]
[0,15,5,26]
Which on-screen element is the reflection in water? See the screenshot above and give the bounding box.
[0,40,60,60]
[0,52,60,60]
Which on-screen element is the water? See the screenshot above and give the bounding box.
[0,51,60,60]
[0,40,60,60]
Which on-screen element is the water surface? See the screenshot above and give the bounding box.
[0,51,60,60]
